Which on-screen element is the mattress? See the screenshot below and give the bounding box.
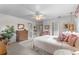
[33,35,77,54]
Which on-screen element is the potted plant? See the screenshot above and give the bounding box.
[1,25,15,45]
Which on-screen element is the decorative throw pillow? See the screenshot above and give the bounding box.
[71,34,78,46]
[61,34,66,40]
[75,38,79,48]
[64,35,69,42]
[67,35,72,44]
[67,34,77,47]
[58,33,66,41]
[72,36,77,46]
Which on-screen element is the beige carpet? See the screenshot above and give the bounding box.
[7,40,40,55]
[7,40,50,55]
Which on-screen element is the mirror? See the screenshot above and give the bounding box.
[17,24,25,30]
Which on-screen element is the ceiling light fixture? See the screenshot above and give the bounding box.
[33,15,44,20]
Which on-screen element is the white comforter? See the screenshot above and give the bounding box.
[33,35,77,54]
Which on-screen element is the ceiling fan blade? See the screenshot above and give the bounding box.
[25,14,34,17]
[21,5,37,14]
[21,4,50,20]
[35,4,40,11]
[35,4,43,15]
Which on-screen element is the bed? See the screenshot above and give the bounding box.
[33,35,79,54]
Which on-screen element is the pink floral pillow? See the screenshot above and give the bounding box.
[67,34,77,47]
[58,33,66,41]
[71,34,78,46]
[64,35,69,42]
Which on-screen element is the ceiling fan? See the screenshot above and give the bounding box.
[23,5,45,21]
[32,11,44,20]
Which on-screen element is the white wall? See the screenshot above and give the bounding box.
[0,14,35,43]
[75,16,79,32]
[43,15,75,35]
[54,15,75,32]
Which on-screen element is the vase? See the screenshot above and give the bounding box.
[0,41,7,55]
[2,38,9,45]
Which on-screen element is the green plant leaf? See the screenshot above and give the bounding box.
[1,25,15,40]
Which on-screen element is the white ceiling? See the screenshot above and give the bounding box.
[0,4,78,21]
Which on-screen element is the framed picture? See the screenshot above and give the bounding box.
[64,24,75,32]
[69,24,75,32]
[17,24,25,29]
[64,24,69,29]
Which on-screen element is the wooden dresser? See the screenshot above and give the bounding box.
[16,29,28,42]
